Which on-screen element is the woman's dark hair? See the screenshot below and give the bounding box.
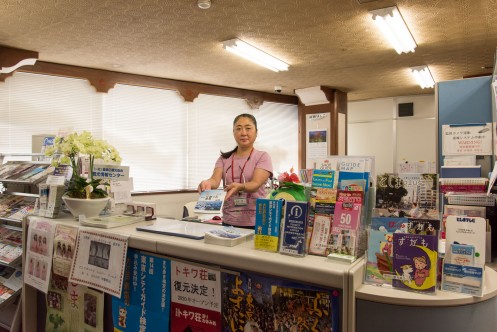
[220,113,258,159]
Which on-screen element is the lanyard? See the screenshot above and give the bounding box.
[231,148,254,183]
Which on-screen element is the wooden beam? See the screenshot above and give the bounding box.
[13,60,298,105]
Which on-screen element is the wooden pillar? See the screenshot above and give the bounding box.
[296,86,347,169]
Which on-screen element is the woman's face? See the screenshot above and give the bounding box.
[233,116,257,149]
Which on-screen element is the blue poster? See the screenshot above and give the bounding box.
[112,248,171,331]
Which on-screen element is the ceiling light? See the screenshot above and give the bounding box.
[197,0,211,9]
[370,6,416,54]
[410,65,435,89]
[222,38,289,72]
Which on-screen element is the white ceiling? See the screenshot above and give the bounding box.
[1,0,496,101]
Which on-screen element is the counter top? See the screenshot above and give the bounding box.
[353,262,497,306]
[34,215,357,289]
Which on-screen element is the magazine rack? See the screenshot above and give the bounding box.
[0,153,48,332]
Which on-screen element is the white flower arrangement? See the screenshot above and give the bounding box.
[45,131,121,199]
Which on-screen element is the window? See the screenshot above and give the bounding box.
[0,72,299,191]
[187,95,299,189]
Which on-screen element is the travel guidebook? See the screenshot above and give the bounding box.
[337,156,373,193]
[279,201,309,256]
[254,198,283,252]
[329,201,361,259]
[307,169,337,255]
[391,233,438,293]
[194,189,226,214]
[221,270,339,332]
[375,173,438,219]
[365,217,407,286]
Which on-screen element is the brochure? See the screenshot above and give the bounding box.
[194,189,227,214]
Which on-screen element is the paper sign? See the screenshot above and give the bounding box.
[442,123,492,155]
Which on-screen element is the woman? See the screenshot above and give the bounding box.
[198,113,273,228]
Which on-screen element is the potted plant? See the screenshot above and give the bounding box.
[268,168,307,202]
[44,131,121,218]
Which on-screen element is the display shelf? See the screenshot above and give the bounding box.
[0,224,23,269]
[0,193,37,225]
[0,154,49,332]
[355,268,497,306]
[0,161,52,187]
[349,257,497,332]
[0,153,46,163]
[0,296,21,331]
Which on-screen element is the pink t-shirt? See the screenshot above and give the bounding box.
[215,149,273,227]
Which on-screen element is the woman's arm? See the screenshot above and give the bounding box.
[198,167,223,192]
[224,168,271,200]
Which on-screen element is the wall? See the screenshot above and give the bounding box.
[437,76,493,174]
[348,94,436,174]
[131,94,437,220]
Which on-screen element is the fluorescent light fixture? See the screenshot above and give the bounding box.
[410,65,435,89]
[0,58,37,74]
[370,6,416,54]
[222,38,289,72]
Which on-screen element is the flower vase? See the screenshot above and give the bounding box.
[62,195,110,219]
[268,182,307,202]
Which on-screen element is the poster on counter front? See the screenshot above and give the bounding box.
[170,260,221,332]
[45,273,104,332]
[68,228,128,297]
[24,217,56,293]
[52,224,78,277]
[112,248,171,332]
[221,270,340,332]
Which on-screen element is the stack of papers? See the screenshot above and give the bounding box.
[80,214,145,229]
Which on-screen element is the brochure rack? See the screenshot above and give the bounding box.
[0,153,49,332]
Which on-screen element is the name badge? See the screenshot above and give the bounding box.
[234,195,247,206]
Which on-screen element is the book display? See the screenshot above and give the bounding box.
[366,171,442,294]
[296,156,375,262]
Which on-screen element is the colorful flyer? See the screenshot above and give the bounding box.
[112,248,171,331]
[170,260,221,331]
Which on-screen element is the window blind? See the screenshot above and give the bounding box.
[0,72,298,191]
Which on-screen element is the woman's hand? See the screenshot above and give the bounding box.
[224,182,245,200]
[198,180,212,193]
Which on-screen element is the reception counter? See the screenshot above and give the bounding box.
[22,215,497,332]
